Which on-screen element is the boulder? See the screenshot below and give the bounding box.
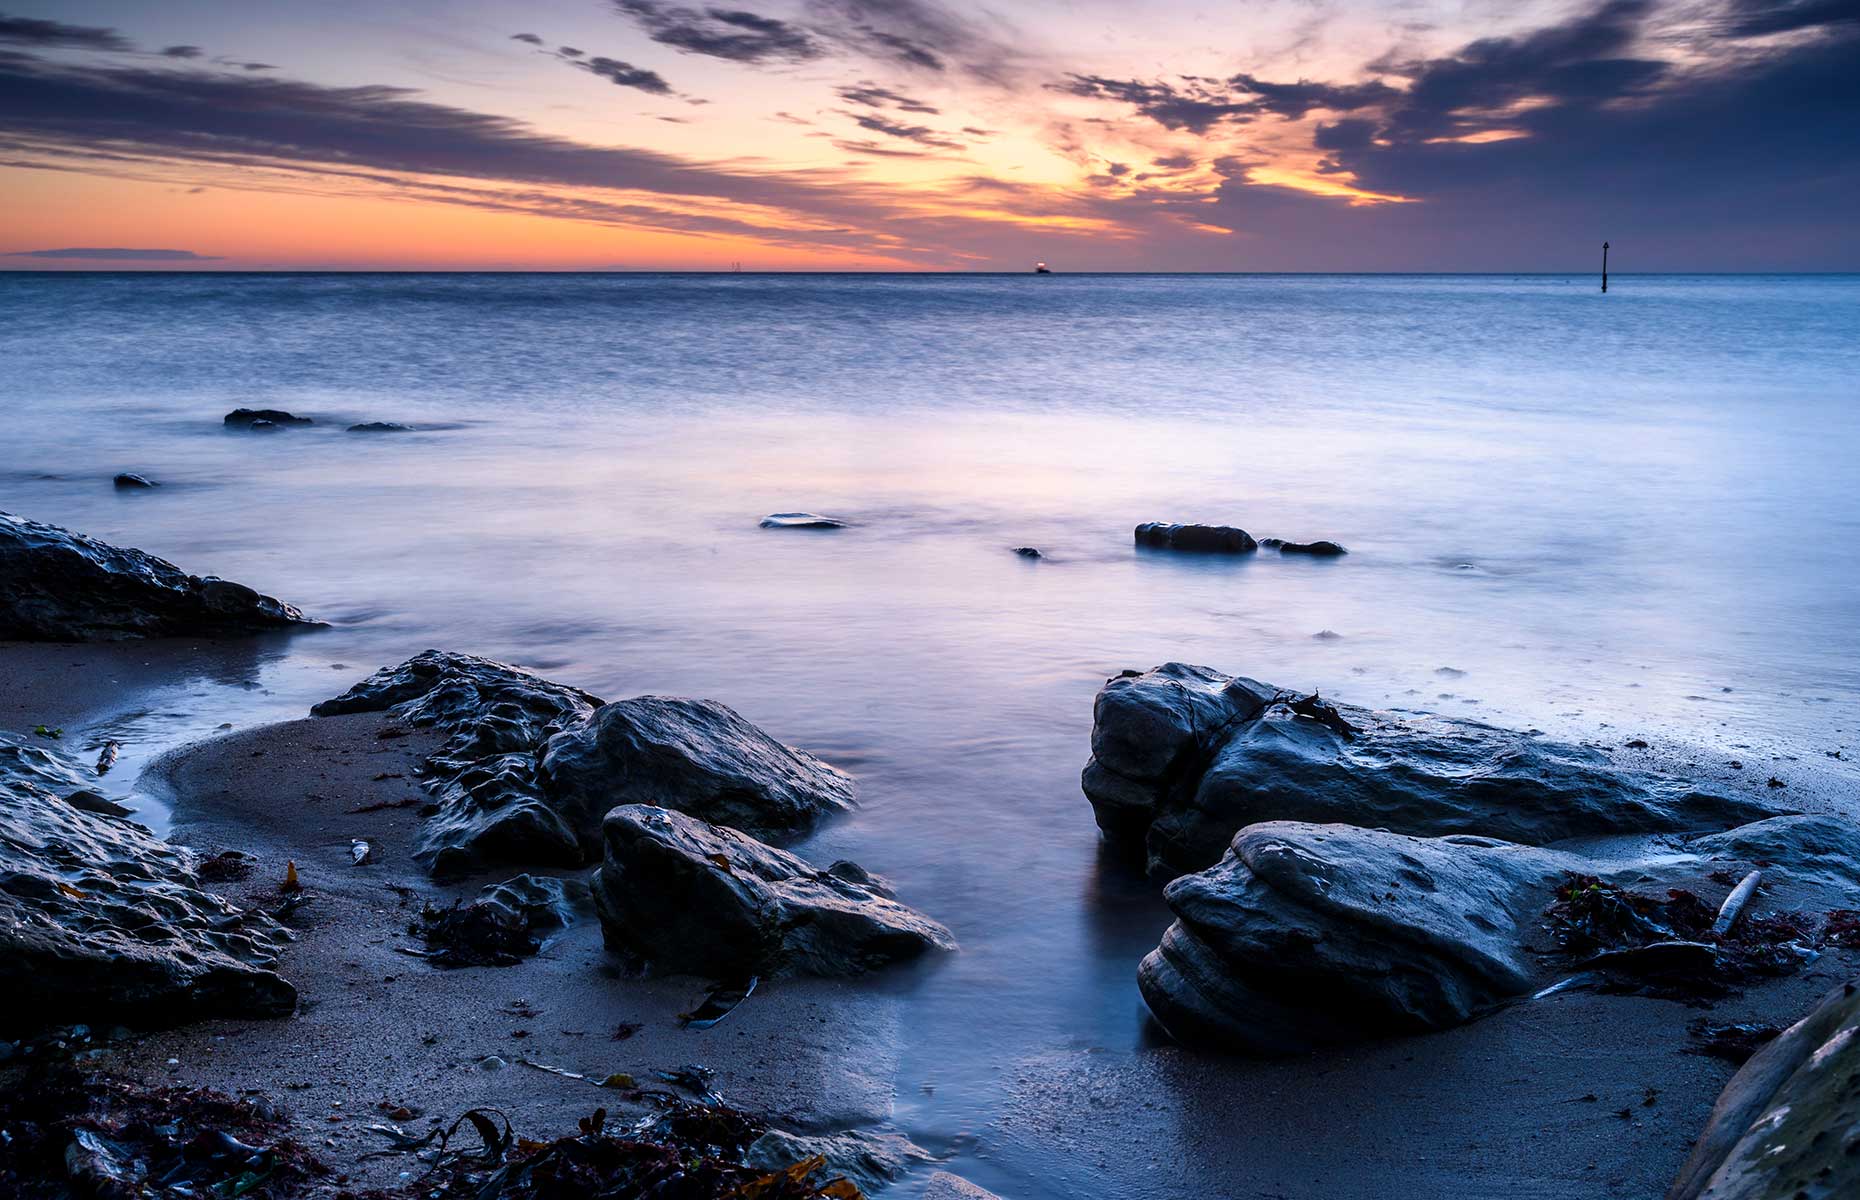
[1261,537,1347,556]
[1084,664,1774,878]
[593,805,955,977]
[1134,522,1257,553]
[347,421,413,433]
[112,473,158,489]
[1668,979,1860,1200]
[1012,546,1043,559]
[539,696,856,847]
[743,1128,935,1194]
[224,408,310,427]
[0,735,295,1033]
[760,513,846,529]
[0,511,318,641]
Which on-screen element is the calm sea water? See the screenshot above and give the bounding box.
[4,272,1859,1189]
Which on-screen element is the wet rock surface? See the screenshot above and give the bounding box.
[760,512,846,529]
[1669,979,1860,1200]
[0,510,318,641]
[594,805,955,977]
[1133,522,1257,553]
[743,1127,936,1193]
[347,421,412,432]
[112,472,158,489]
[1260,537,1347,556]
[224,408,311,427]
[414,872,588,967]
[1084,662,1774,877]
[0,735,294,1033]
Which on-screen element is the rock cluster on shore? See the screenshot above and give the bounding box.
[0,511,319,641]
[0,734,295,1033]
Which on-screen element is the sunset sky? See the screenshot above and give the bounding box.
[1,0,1854,270]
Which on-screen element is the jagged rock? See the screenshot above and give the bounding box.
[1260,537,1347,556]
[593,805,955,977]
[743,1128,935,1194]
[1083,663,1774,877]
[0,511,318,642]
[539,696,856,847]
[1669,979,1860,1200]
[224,408,310,427]
[112,473,158,489]
[1134,522,1257,553]
[0,736,294,1033]
[346,421,413,433]
[760,513,846,529]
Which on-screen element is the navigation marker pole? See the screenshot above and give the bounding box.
[1602,241,1610,293]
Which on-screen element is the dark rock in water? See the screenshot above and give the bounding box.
[540,696,856,849]
[0,510,319,642]
[760,512,846,529]
[224,408,311,427]
[1012,546,1043,559]
[1669,979,1860,1200]
[416,873,588,967]
[61,789,135,819]
[347,421,412,433]
[112,473,158,489]
[0,735,295,1033]
[1134,522,1257,554]
[593,805,955,977]
[743,1128,936,1194]
[315,651,854,879]
[1260,537,1347,556]
[1138,822,1567,1054]
[1083,662,1775,878]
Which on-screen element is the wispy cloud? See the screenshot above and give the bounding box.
[3,246,221,260]
[0,12,132,51]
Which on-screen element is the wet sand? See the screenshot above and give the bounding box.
[4,639,1858,1199]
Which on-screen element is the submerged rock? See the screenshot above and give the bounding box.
[1260,537,1347,556]
[112,473,158,489]
[1012,546,1043,559]
[593,805,955,977]
[224,408,310,427]
[1083,663,1773,877]
[743,1128,936,1194]
[760,512,847,529]
[0,510,319,641]
[0,735,294,1032]
[1134,522,1257,554]
[347,421,413,433]
[539,696,856,847]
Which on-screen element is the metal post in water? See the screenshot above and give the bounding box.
[1602,241,1610,293]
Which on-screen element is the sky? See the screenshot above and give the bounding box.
[0,0,1854,270]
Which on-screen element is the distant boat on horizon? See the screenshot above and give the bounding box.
[1034,261,1052,274]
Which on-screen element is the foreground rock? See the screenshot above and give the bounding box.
[316,651,854,877]
[760,512,846,529]
[1260,537,1347,556]
[224,407,310,427]
[1134,522,1257,553]
[1669,979,1860,1200]
[0,735,294,1032]
[744,1128,936,1194]
[594,805,955,977]
[1084,663,1773,877]
[1138,815,1860,1055]
[0,510,319,641]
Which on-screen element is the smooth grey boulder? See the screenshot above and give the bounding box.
[1668,979,1860,1200]
[1134,522,1257,553]
[1139,822,1570,1055]
[1084,663,1774,877]
[760,512,846,529]
[593,805,955,977]
[744,1128,935,1194]
[224,408,310,427]
[0,736,294,1033]
[0,511,318,641]
[539,696,856,847]
[112,473,158,489]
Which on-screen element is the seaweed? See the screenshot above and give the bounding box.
[413,901,539,968]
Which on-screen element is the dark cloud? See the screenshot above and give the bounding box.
[161,45,203,59]
[575,55,674,95]
[836,82,938,112]
[1150,154,1196,169]
[1721,0,1860,35]
[613,1,823,64]
[808,0,1010,76]
[560,46,584,57]
[3,247,220,260]
[1053,75,1251,134]
[1227,73,1398,120]
[846,110,961,148]
[0,13,131,51]
[510,33,544,46]
[832,137,931,157]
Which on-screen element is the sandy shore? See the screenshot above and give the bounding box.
[4,638,1858,1199]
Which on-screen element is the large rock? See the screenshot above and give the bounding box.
[224,408,310,427]
[1668,979,1860,1200]
[0,736,295,1033]
[1134,522,1257,553]
[593,805,955,977]
[0,511,318,642]
[539,697,856,847]
[315,653,854,878]
[1084,663,1774,877]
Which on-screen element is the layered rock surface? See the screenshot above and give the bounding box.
[0,511,318,641]
[593,805,954,977]
[0,735,295,1032]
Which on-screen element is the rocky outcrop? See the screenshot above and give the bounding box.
[593,805,954,977]
[315,652,854,878]
[760,513,847,529]
[0,735,294,1033]
[1260,538,1347,556]
[347,421,412,432]
[539,697,856,847]
[1084,663,1773,877]
[1668,979,1860,1200]
[1133,522,1257,553]
[0,511,318,641]
[224,408,310,427]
